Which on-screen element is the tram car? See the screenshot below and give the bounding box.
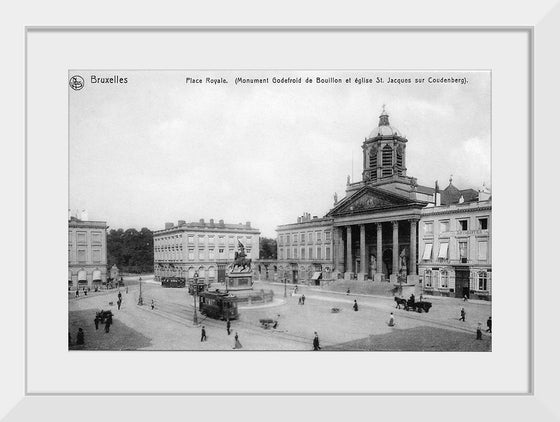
[198,291,239,320]
[188,281,207,295]
[161,277,187,288]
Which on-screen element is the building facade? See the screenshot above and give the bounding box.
[418,196,492,300]
[68,216,108,288]
[272,107,492,298]
[275,213,334,284]
[153,218,260,285]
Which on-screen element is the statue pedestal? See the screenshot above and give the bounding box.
[226,271,253,291]
[344,272,354,280]
[374,273,384,282]
[357,273,367,281]
[406,275,419,284]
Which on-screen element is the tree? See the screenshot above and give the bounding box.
[259,237,277,260]
[106,227,154,273]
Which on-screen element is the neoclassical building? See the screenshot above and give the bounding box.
[153,219,260,285]
[274,107,492,298]
[275,213,334,284]
[68,215,108,288]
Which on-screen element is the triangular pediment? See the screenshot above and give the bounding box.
[327,186,427,217]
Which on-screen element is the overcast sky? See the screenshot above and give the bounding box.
[69,70,490,237]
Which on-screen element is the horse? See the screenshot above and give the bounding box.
[394,296,407,309]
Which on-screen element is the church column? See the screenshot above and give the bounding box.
[346,225,353,277]
[359,224,366,280]
[376,223,383,275]
[392,221,399,278]
[333,227,343,274]
[410,219,417,276]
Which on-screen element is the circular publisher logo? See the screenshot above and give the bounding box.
[69,75,85,91]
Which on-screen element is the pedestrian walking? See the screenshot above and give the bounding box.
[476,323,483,340]
[486,316,492,333]
[463,294,469,302]
[201,326,207,342]
[76,328,85,345]
[75,289,79,297]
[151,299,155,310]
[353,300,359,312]
[388,312,395,327]
[94,315,99,330]
[125,286,129,294]
[301,294,306,305]
[346,288,350,295]
[105,316,111,333]
[233,332,243,349]
[118,292,122,301]
[226,319,231,335]
[117,299,122,310]
[84,289,88,296]
[313,332,321,351]
[460,307,466,322]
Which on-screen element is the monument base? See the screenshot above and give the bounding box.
[233,288,274,306]
[226,272,253,291]
[374,273,384,282]
[344,272,354,280]
[406,274,419,284]
[357,273,367,281]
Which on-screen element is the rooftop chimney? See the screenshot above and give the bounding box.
[81,209,89,221]
[210,219,215,226]
[199,218,205,224]
[178,220,186,226]
[165,222,173,229]
[313,216,318,219]
[219,219,224,226]
[245,221,251,228]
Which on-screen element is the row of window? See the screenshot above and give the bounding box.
[278,246,332,261]
[155,234,252,244]
[424,270,489,291]
[278,230,332,245]
[69,231,103,245]
[424,217,489,234]
[155,247,251,261]
[422,239,488,262]
[69,248,103,263]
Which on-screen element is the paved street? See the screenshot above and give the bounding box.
[69,279,491,351]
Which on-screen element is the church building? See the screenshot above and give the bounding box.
[275,107,492,299]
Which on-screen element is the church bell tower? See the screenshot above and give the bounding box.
[362,106,408,183]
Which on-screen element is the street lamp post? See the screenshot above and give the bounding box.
[284,277,287,298]
[193,271,199,325]
[138,276,143,305]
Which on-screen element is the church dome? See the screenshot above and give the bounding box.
[368,106,404,139]
[369,124,401,138]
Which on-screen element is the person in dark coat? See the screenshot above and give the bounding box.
[486,316,492,333]
[476,323,483,340]
[105,315,112,333]
[84,289,88,296]
[301,294,306,305]
[313,332,321,351]
[233,332,243,349]
[201,326,207,342]
[353,300,359,312]
[75,289,79,297]
[76,328,84,345]
[94,315,99,330]
[346,288,350,295]
[151,299,155,310]
[226,319,231,335]
[460,307,466,322]
[117,299,122,310]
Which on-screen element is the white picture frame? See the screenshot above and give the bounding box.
[3,0,557,419]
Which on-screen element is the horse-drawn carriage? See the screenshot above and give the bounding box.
[95,310,113,323]
[394,296,432,313]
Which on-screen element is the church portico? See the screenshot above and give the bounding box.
[331,213,421,283]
